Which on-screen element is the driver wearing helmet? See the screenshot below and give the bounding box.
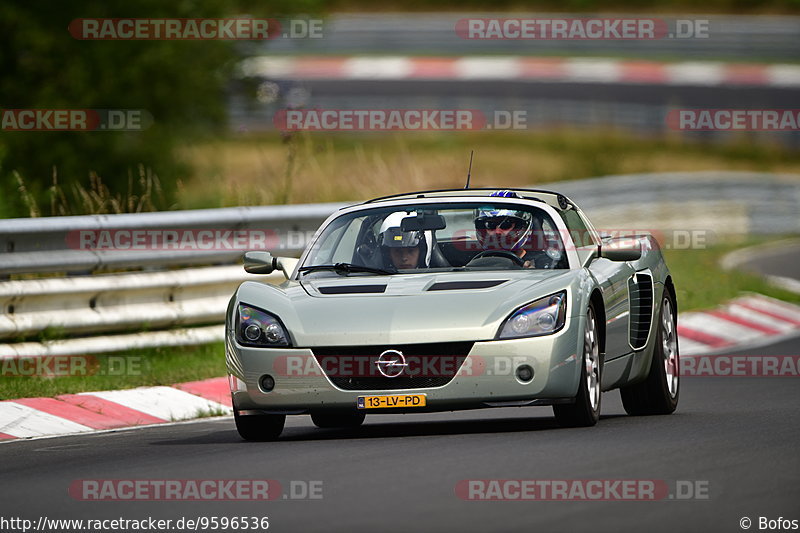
[378,212,430,270]
[472,190,536,268]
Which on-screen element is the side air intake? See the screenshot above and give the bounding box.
[628,272,653,350]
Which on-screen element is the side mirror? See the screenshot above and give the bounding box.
[600,241,642,262]
[244,251,290,277]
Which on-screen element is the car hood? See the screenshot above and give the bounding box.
[234,270,583,346]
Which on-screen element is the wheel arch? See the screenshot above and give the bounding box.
[589,289,606,355]
[664,275,677,315]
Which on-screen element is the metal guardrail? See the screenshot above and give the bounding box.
[0,265,276,341]
[548,171,800,236]
[0,202,344,275]
[1,172,798,357]
[0,324,226,359]
[0,263,295,357]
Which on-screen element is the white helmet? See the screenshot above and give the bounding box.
[378,212,430,268]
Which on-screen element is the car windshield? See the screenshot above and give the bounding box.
[299,202,570,276]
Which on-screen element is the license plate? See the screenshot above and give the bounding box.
[357,394,426,409]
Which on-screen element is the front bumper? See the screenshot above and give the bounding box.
[226,319,583,414]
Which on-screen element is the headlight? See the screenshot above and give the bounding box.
[236,303,291,347]
[497,291,567,339]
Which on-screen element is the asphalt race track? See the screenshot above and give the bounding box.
[736,240,800,282]
[1,334,798,533]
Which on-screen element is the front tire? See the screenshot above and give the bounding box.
[553,305,602,427]
[620,292,680,415]
[234,407,285,441]
[311,410,366,429]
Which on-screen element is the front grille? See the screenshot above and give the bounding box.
[310,342,474,391]
[628,272,654,350]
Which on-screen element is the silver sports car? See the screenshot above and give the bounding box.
[226,188,679,440]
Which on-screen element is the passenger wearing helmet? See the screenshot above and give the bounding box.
[472,190,536,268]
[378,212,430,270]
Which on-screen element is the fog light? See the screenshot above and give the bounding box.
[516,364,534,383]
[259,374,275,392]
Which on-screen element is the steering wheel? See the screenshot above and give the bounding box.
[470,249,526,267]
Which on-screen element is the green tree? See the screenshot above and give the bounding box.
[0,0,320,217]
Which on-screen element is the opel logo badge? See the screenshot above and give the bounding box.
[376,349,408,378]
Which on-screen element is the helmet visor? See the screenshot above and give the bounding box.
[381,227,422,248]
[475,216,527,231]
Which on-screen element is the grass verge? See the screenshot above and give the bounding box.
[0,343,224,402]
[664,237,800,312]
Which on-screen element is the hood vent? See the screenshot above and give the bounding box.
[428,280,507,291]
[318,285,387,295]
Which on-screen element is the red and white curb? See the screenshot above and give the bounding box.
[0,378,231,442]
[239,56,800,88]
[678,294,800,355]
[1,293,798,442]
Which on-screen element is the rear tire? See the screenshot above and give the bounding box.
[311,410,366,429]
[234,407,285,441]
[620,292,680,415]
[553,305,602,427]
